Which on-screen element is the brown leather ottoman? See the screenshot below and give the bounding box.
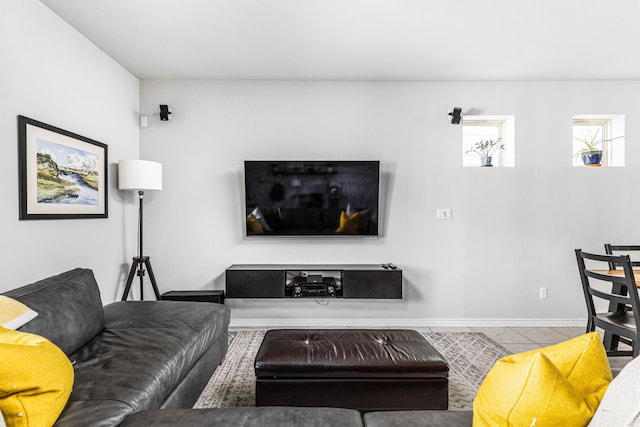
[254,329,449,411]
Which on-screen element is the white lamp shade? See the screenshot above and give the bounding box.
[118,160,163,191]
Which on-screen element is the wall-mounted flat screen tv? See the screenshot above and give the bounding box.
[244,160,380,237]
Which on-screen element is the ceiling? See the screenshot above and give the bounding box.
[40,0,640,81]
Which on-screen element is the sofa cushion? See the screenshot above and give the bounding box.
[120,407,364,427]
[0,327,74,427]
[473,332,611,427]
[55,301,230,426]
[3,268,104,356]
[363,410,473,427]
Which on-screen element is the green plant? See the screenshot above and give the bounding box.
[465,138,504,159]
[573,129,623,159]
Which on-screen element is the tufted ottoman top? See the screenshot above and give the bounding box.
[254,329,449,379]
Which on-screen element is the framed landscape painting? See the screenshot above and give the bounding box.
[18,115,108,220]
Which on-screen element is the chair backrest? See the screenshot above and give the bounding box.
[575,249,640,322]
[604,244,640,269]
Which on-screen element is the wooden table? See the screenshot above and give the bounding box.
[592,269,640,286]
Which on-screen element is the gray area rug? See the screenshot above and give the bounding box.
[194,330,510,410]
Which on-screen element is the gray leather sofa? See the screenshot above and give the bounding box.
[4,268,231,426]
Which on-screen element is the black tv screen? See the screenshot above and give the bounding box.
[244,161,380,236]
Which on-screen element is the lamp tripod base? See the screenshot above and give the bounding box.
[121,256,161,301]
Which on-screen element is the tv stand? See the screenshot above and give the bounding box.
[225,264,402,299]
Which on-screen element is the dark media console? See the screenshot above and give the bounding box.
[225,264,402,299]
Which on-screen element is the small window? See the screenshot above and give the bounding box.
[572,115,625,167]
[463,115,515,167]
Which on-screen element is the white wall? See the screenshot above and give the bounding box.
[0,0,140,302]
[139,80,640,327]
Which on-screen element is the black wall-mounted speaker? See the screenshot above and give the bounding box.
[159,104,172,121]
[449,107,462,124]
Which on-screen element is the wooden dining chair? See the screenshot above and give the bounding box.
[602,245,640,348]
[603,244,640,310]
[575,249,640,357]
[604,244,640,269]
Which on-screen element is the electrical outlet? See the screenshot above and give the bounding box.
[436,208,452,220]
[539,287,548,299]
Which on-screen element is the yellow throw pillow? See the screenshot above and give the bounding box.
[336,210,360,233]
[0,327,74,427]
[473,332,611,427]
[0,297,37,330]
[246,213,264,234]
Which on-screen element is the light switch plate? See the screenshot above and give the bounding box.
[436,208,452,220]
[539,288,548,299]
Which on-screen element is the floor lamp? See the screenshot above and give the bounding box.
[118,159,163,301]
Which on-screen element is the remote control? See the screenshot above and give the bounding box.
[381,264,389,269]
[387,263,398,269]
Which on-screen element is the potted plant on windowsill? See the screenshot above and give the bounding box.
[573,129,623,167]
[466,138,504,167]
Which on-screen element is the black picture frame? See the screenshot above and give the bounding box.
[18,115,108,220]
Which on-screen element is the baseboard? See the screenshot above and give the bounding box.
[229,317,586,328]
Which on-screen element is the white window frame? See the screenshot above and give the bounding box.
[572,115,625,167]
[462,115,515,167]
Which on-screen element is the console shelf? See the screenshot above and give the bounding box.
[225,264,402,299]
